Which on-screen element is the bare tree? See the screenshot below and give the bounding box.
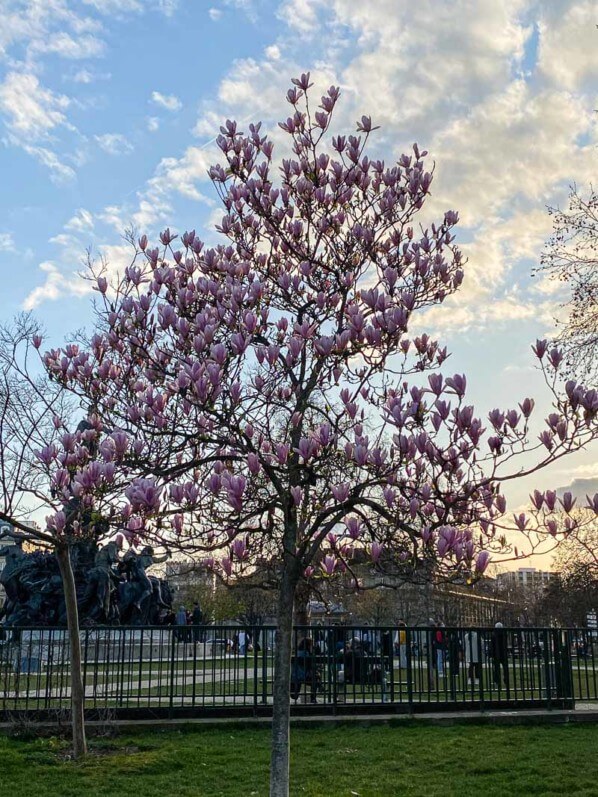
[536,186,598,382]
[0,314,88,758]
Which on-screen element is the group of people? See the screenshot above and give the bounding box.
[419,619,510,690]
[288,620,513,703]
[161,603,204,642]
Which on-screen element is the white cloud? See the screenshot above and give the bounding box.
[98,205,126,231]
[23,263,60,308]
[82,0,143,13]
[23,239,138,310]
[150,148,214,202]
[157,0,179,15]
[223,0,258,23]
[277,0,322,32]
[101,142,216,235]
[151,91,183,112]
[70,68,111,84]
[72,69,94,84]
[22,144,76,183]
[1,1,98,62]
[192,110,224,138]
[0,72,70,142]
[147,116,160,132]
[208,7,222,20]
[94,133,134,155]
[83,0,178,14]
[0,232,15,252]
[49,233,79,249]
[97,243,138,280]
[23,261,78,309]
[29,32,105,60]
[538,1,598,90]
[265,44,281,60]
[65,209,95,232]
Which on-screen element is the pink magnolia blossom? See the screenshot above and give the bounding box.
[332,483,350,503]
[125,478,162,513]
[370,542,383,563]
[320,555,337,576]
[221,557,233,577]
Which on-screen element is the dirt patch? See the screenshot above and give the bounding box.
[56,744,141,761]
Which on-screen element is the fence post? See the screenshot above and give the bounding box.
[118,628,127,708]
[477,629,485,713]
[253,626,259,715]
[406,628,414,714]
[388,628,395,705]
[543,628,552,711]
[261,628,268,705]
[555,629,574,707]
[168,627,176,719]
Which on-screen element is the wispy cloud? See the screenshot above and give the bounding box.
[0,232,15,252]
[22,144,76,183]
[0,72,71,142]
[94,133,134,155]
[65,209,95,232]
[151,91,182,112]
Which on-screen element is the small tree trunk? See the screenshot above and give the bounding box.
[56,544,87,759]
[269,565,298,797]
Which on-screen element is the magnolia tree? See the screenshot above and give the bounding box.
[41,77,598,796]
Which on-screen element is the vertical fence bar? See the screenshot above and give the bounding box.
[168,627,176,718]
[542,629,552,711]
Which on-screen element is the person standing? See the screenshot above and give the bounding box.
[175,604,187,642]
[465,628,481,685]
[447,628,463,700]
[192,602,203,643]
[394,620,408,669]
[434,622,447,678]
[490,622,509,690]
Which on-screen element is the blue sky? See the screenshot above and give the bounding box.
[1,0,598,528]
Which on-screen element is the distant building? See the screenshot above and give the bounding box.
[496,568,555,591]
[165,559,214,596]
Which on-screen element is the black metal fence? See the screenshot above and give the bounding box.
[0,625,595,720]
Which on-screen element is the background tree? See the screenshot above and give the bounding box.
[543,523,598,625]
[173,570,242,622]
[536,186,598,382]
[42,76,598,797]
[542,565,598,627]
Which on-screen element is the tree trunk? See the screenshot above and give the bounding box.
[294,580,310,626]
[56,544,87,759]
[269,564,298,797]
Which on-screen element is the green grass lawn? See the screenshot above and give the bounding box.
[1,722,598,796]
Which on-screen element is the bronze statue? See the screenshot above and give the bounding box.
[0,527,173,628]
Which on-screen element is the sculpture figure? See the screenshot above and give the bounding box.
[119,545,170,625]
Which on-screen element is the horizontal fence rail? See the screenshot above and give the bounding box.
[0,625,595,720]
